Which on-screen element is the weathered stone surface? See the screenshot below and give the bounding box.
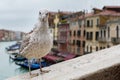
[75,64,120,80]
[7,45,120,80]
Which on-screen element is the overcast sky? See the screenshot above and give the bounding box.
[0,0,120,32]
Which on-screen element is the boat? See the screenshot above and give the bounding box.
[6,42,21,54]
[15,59,48,70]
[6,43,20,51]
[42,54,64,63]
[57,52,78,60]
[10,55,27,61]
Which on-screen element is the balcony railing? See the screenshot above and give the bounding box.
[111,37,120,44]
[98,37,107,42]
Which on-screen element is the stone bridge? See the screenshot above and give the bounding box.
[7,45,120,80]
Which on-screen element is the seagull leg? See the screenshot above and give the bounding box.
[28,59,32,76]
[28,59,38,78]
[39,58,50,74]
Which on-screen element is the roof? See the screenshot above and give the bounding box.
[78,6,120,19]
[96,10,120,16]
[79,10,120,19]
[93,8,102,11]
[103,6,120,9]
[103,6,120,12]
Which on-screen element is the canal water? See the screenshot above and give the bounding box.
[0,41,28,80]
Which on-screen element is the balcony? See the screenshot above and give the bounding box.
[98,37,107,42]
[111,37,120,44]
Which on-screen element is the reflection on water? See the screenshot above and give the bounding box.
[15,67,28,73]
[0,41,28,80]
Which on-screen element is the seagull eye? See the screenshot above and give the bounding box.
[39,12,41,15]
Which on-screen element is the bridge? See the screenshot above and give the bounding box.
[7,45,120,80]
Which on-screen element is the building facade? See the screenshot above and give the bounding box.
[67,12,86,55]
[85,6,120,53]
[58,23,69,52]
[98,18,120,49]
[85,13,100,53]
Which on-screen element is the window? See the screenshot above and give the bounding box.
[97,19,99,27]
[77,30,81,37]
[107,45,110,48]
[95,31,99,40]
[69,30,72,36]
[87,20,90,27]
[108,27,110,38]
[86,32,93,40]
[77,40,81,47]
[116,26,119,38]
[91,20,93,27]
[74,30,76,36]
[103,47,105,49]
[96,46,98,51]
[101,30,102,38]
[82,41,85,47]
[90,32,93,40]
[90,46,92,52]
[104,30,106,37]
[73,40,75,45]
[100,47,102,50]
[86,32,89,40]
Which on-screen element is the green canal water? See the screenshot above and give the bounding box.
[0,41,28,80]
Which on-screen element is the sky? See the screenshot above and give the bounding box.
[0,0,120,32]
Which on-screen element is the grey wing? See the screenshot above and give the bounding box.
[19,34,30,53]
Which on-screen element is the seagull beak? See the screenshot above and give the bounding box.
[42,18,45,22]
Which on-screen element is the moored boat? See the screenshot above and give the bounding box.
[15,59,48,70]
[6,42,21,54]
[10,55,27,61]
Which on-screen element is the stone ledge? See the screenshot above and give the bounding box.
[6,45,120,80]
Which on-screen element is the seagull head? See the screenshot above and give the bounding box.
[39,10,49,22]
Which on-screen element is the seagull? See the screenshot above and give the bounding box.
[19,10,53,77]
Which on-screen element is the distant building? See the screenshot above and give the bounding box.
[58,23,69,52]
[0,29,25,41]
[68,11,86,55]
[85,6,120,53]
[98,18,120,48]
[15,31,25,40]
[109,19,120,45]
[53,11,72,48]
[98,6,120,50]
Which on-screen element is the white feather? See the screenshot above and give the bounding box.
[20,10,53,59]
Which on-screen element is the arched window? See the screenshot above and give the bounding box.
[107,45,110,48]
[96,46,98,51]
[90,46,92,52]
[100,47,102,50]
